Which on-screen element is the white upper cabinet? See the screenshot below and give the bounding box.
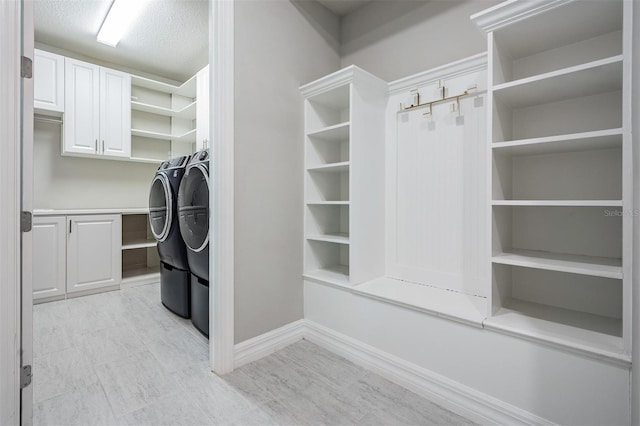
[196,65,210,151]
[34,49,64,113]
[100,67,131,158]
[66,214,122,294]
[64,58,131,159]
[64,58,100,155]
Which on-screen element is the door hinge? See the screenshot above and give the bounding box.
[21,56,33,79]
[20,211,32,233]
[20,365,32,389]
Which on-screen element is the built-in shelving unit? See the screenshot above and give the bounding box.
[301,66,387,286]
[472,0,631,363]
[121,212,160,286]
[129,74,198,163]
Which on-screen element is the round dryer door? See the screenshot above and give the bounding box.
[178,164,209,252]
[149,174,172,242]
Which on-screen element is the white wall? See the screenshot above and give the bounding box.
[34,121,158,209]
[632,0,639,423]
[340,0,500,82]
[233,0,340,343]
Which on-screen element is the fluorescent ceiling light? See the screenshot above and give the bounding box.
[97,0,150,47]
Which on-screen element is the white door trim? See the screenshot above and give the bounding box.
[210,0,235,374]
[0,0,24,423]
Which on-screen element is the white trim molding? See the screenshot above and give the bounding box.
[470,0,572,33]
[233,319,556,426]
[387,53,488,95]
[0,0,23,423]
[234,320,306,368]
[211,0,235,375]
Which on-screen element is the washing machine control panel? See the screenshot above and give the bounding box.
[191,149,210,164]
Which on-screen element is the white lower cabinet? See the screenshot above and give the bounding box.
[33,214,122,301]
[66,215,122,294]
[32,216,66,301]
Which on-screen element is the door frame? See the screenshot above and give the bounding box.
[210,0,235,375]
[0,0,29,424]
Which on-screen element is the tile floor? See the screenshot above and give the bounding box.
[33,283,475,425]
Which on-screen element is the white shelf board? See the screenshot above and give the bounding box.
[128,156,164,165]
[307,122,350,142]
[485,300,628,366]
[354,277,486,327]
[131,74,196,98]
[492,56,623,109]
[306,201,350,205]
[306,162,350,173]
[131,101,196,120]
[306,233,350,245]
[131,128,196,143]
[303,265,350,287]
[492,200,623,207]
[492,128,623,156]
[122,239,157,251]
[306,84,350,109]
[492,249,622,279]
[122,265,161,280]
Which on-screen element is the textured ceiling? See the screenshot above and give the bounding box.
[34,0,208,82]
[316,0,372,16]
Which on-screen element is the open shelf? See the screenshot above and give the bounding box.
[492,249,622,279]
[131,128,197,142]
[131,100,196,120]
[122,239,157,251]
[485,301,626,364]
[492,128,622,156]
[122,265,160,281]
[306,201,350,205]
[492,56,622,109]
[303,265,350,287]
[306,233,349,245]
[307,162,350,173]
[491,200,622,207]
[131,74,196,98]
[307,122,350,141]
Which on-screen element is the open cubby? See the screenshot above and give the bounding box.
[303,239,350,285]
[492,147,622,201]
[121,213,159,284]
[306,169,349,203]
[492,206,622,260]
[305,204,349,243]
[306,132,349,168]
[305,84,350,132]
[493,90,622,143]
[492,264,622,337]
[130,136,171,163]
[122,247,160,280]
[491,0,622,85]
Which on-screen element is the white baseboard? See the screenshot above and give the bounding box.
[233,319,555,426]
[233,319,306,368]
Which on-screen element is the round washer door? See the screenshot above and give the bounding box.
[178,164,209,252]
[149,173,172,242]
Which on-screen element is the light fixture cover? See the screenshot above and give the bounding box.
[97,0,150,47]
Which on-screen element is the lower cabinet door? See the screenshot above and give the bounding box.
[32,216,66,301]
[66,214,122,293]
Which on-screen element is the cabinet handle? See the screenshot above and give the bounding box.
[95,139,98,152]
[69,220,72,234]
[102,140,105,153]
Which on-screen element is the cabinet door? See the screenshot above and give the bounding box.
[196,65,209,151]
[32,216,66,301]
[100,67,131,158]
[64,58,100,156]
[67,214,122,294]
[34,49,64,113]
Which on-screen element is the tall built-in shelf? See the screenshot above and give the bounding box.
[472,0,631,364]
[121,212,160,286]
[301,66,387,287]
[129,73,198,163]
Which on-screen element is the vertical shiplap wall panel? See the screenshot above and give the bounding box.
[388,71,487,296]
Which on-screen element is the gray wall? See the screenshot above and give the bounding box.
[233,0,340,343]
[34,121,158,209]
[340,0,500,81]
